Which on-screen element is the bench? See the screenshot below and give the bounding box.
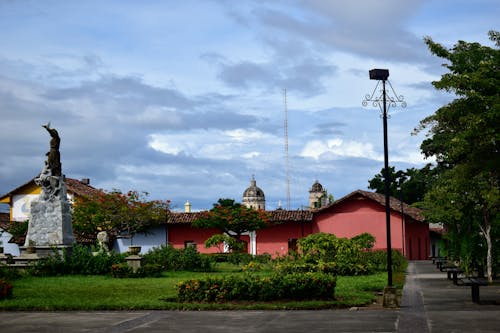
[457,278,489,303]
[430,256,446,264]
[435,259,447,269]
[440,263,458,272]
[444,267,464,285]
[435,259,455,271]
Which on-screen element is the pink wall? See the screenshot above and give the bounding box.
[313,199,405,253]
[167,224,252,254]
[256,222,312,257]
[168,224,220,254]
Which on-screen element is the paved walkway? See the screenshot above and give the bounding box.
[0,261,499,332]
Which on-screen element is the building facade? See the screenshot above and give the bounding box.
[167,181,430,260]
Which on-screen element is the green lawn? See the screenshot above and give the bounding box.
[0,268,401,310]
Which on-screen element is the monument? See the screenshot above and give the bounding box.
[22,123,74,256]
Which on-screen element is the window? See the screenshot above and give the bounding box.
[184,241,197,249]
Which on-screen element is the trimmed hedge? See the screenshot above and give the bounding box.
[177,272,336,302]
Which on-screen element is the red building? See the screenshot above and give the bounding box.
[167,189,429,260]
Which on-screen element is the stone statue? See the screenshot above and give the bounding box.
[42,122,62,177]
[34,123,64,201]
[25,123,74,248]
[96,231,110,253]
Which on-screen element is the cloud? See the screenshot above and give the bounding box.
[312,121,347,136]
[148,128,279,160]
[224,0,428,63]
[299,138,381,161]
[213,55,337,97]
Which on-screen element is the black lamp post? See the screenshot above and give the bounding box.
[363,69,405,296]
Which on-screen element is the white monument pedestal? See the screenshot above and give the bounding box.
[25,198,74,247]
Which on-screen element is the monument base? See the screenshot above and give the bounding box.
[383,286,399,308]
[19,245,73,258]
[126,255,144,273]
[26,199,74,246]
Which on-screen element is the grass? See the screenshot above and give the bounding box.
[0,265,404,311]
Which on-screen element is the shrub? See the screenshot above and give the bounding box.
[0,278,13,300]
[111,263,132,278]
[299,233,339,262]
[143,244,214,271]
[366,250,407,273]
[176,272,336,302]
[352,232,376,250]
[135,264,163,278]
[297,233,374,275]
[0,264,23,281]
[30,244,126,276]
[275,261,338,275]
[241,261,263,272]
[226,252,254,265]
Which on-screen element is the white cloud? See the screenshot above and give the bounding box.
[148,128,279,160]
[299,138,381,161]
[242,151,261,159]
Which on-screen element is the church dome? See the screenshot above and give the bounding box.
[242,176,265,210]
[310,180,323,193]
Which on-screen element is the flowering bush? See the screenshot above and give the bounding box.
[176,272,336,302]
[0,279,13,300]
[72,190,170,242]
[241,261,263,272]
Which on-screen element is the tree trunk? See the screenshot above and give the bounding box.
[479,214,492,283]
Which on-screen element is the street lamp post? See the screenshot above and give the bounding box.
[363,69,405,307]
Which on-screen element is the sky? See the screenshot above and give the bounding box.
[0,0,498,212]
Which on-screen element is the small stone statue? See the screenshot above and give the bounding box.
[97,231,110,252]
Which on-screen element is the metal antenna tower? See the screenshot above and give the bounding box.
[283,88,291,210]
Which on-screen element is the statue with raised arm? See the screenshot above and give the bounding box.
[26,123,74,249]
[34,123,64,201]
[42,122,62,177]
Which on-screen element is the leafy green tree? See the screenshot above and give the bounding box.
[193,198,269,250]
[204,234,245,253]
[368,164,438,204]
[416,31,499,281]
[72,190,169,243]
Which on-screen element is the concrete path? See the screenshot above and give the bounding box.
[410,260,500,332]
[0,261,499,332]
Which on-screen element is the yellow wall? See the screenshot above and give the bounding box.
[0,181,42,221]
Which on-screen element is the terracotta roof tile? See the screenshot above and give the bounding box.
[316,189,425,222]
[65,178,103,198]
[168,211,208,224]
[267,210,313,223]
[167,209,313,225]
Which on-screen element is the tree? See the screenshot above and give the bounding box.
[368,164,438,204]
[72,190,170,244]
[193,198,269,251]
[416,31,500,281]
